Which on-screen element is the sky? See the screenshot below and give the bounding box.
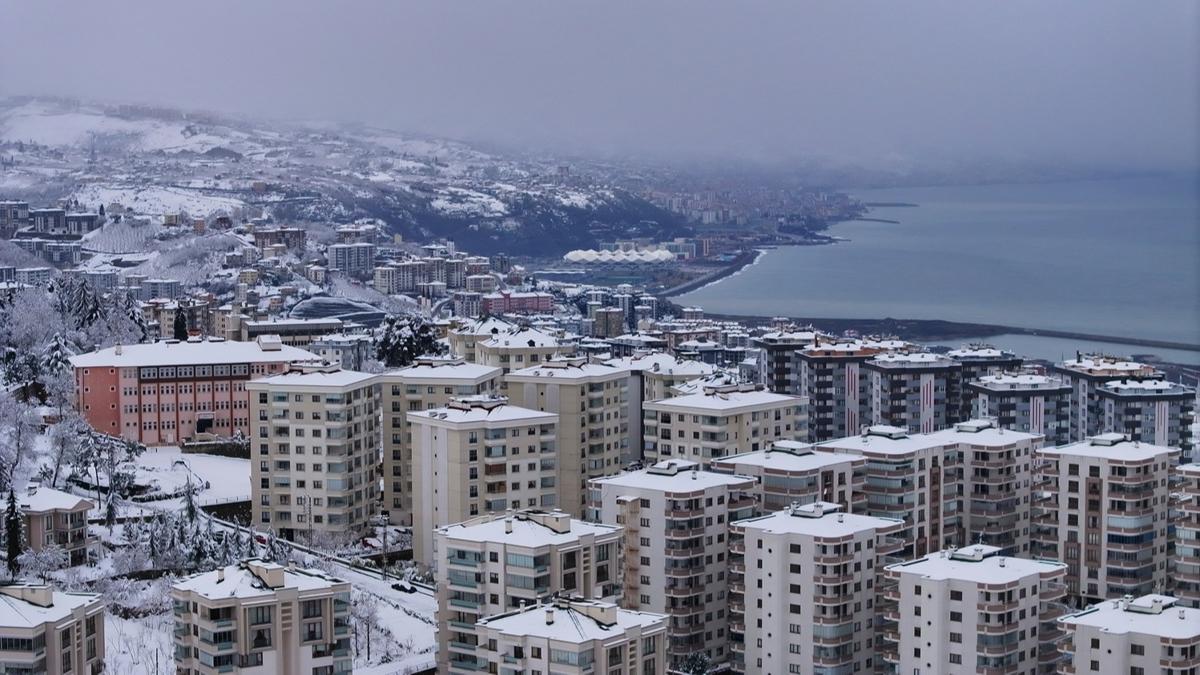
[1,1,1197,170]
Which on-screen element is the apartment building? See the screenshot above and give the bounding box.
[447,317,514,362]
[946,345,1024,422]
[968,373,1072,446]
[880,544,1070,675]
[70,336,315,444]
[605,352,717,464]
[379,358,503,526]
[0,584,104,675]
[248,369,379,543]
[642,383,804,466]
[433,510,622,673]
[729,502,905,675]
[1052,354,1162,443]
[476,327,568,379]
[865,352,959,434]
[409,397,558,566]
[480,290,554,315]
[819,425,964,557]
[1096,379,1195,459]
[240,318,345,347]
[796,338,910,441]
[1032,434,1176,605]
[751,329,824,393]
[506,358,631,517]
[20,486,94,566]
[589,459,757,668]
[1176,463,1200,607]
[711,441,866,513]
[172,559,351,675]
[474,599,668,675]
[0,200,29,238]
[326,242,375,277]
[1058,594,1199,675]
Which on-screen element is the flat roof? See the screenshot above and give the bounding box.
[736,503,902,538]
[508,360,628,381]
[714,445,858,473]
[888,545,1066,584]
[607,352,716,376]
[478,601,664,642]
[69,339,315,368]
[1039,437,1173,462]
[480,328,560,348]
[382,361,502,382]
[592,460,755,493]
[1059,595,1199,640]
[248,369,376,389]
[0,589,101,627]
[411,402,556,426]
[438,515,620,548]
[645,388,799,413]
[173,560,344,600]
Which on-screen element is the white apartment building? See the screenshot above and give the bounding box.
[433,510,622,673]
[711,441,866,513]
[606,352,717,464]
[378,357,503,525]
[476,327,569,378]
[1058,594,1199,675]
[881,544,1070,675]
[1032,434,1177,606]
[729,502,905,675]
[410,397,558,566]
[589,459,757,669]
[506,358,631,517]
[326,242,375,277]
[0,584,105,675]
[642,383,804,466]
[248,369,379,543]
[172,559,352,675]
[1175,463,1200,607]
[447,317,514,362]
[474,599,668,675]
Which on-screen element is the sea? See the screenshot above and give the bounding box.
[678,174,1200,365]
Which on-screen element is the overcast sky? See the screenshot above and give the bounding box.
[1,1,1196,169]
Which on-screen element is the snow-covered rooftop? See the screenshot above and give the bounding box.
[0,587,101,628]
[592,460,756,493]
[735,502,901,538]
[452,316,515,338]
[69,339,315,368]
[1039,435,1174,462]
[972,373,1068,390]
[173,560,346,600]
[19,486,92,513]
[437,512,620,548]
[714,444,859,473]
[606,352,716,377]
[410,399,556,427]
[1059,595,1199,640]
[383,360,502,382]
[478,600,665,642]
[479,328,560,349]
[888,545,1066,584]
[507,359,628,381]
[248,369,376,389]
[1099,379,1192,395]
[867,352,956,368]
[645,387,799,413]
[1055,356,1160,376]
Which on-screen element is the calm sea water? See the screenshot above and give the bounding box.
[680,174,1200,353]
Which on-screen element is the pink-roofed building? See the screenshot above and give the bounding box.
[480,290,553,315]
[70,336,317,445]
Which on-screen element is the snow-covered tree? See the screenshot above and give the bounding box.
[351,590,381,661]
[374,314,443,368]
[41,334,74,378]
[0,393,38,492]
[17,544,68,582]
[4,491,21,578]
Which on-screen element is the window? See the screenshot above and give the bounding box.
[1130,644,1144,656]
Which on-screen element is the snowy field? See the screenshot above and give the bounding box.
[73,184,246,219]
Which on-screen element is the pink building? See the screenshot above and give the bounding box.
[480,290,553,315]
[71,336,316,445]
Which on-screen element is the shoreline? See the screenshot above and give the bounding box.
[659,248,767,297]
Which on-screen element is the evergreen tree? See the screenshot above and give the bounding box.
[41,334,73,377]
[184,476,197,522]
[374,314,444,368]
[173,311,188,341]
[4,490,21,578]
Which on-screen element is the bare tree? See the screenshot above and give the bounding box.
[18,544,69,582]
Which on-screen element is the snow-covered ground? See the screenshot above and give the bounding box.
[72,184,246,219]
[134,447,251,506]
[105,613,175,675]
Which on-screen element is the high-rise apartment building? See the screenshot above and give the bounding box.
[506,358,631,517]
[1032,434,1177,605]
[605,352,717,464]
[1175,463,1200,607]
[729,501,905,675]
[433,510,622,673]
[946,345,1024,422]
[711,441,866,513]
[968,373,1072,446]
[378,357,503,525]
[865,352,959,434]
[1096,379,1195,460]
[879,544,1069,675]
[751,329,824,393]
[796,338,910,441]
[409,397,558,566]
[172,559,352,675]
[1052,354,1162,443]
[0,584,105,675]
[1058,594,1199,675]
[477,328,569,379]
[248,369,379,542]
[642,383,804,466]
[447,316,514,362]
[473,599,668,675]
[589,459,757,669]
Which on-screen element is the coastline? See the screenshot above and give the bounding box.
[659,248,768,298]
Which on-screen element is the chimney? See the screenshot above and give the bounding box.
[545,608,555,625]
[505,518,513,534]
[836,513,844,523]
[999,558,1006,567]
[217,567,225,582]
[25,484,36,497]
[115,343,123,355]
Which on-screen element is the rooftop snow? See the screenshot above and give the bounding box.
[248,370,376,389]
[410,402,556,426]
[69,339,315,368]
[479,328,560,349]
[19,486,92,513]
[645,388,799,413]
[478,601,664,642]
[0,588,101,627]
[714,446,858,473]
[1059,595,1199,639]
[437,515,620,547]
[606,352,716,376]
[382,361,502,382]
[888,545,1066,583]
[592,460,756,493]
[1039,437,1174,462]
[735,503,901,538]
[507,360,628,381]
[173,561,346,600]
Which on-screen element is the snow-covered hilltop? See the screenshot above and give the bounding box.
[0,97,685,255]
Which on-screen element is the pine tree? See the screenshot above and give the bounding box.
[4,490,21,578]
[184,476,197,522]
[173,311,188,341]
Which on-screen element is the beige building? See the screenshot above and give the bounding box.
[1031,433,1176,605]
[476,327,569,379]
[711,441,866,513]
[379,357,503,526]
[20,486,94,567]
[0,584,104,675]
[409,397,558,566]
[248,368,380,543]
[642,383,805,466]
[474,598,668,675]
[880,544,1070,675]
[433,510,622,673]
[506,358,631,517]
[447,317,514,362]
[172,559,352,675]
[1058,594,1200,675]
[606,352,718,464]
[589,459,757,669]
[729,501,905,675]
[1175,463,1200,607]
